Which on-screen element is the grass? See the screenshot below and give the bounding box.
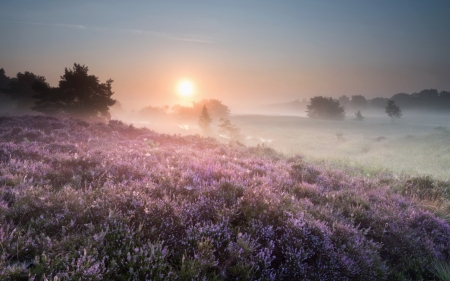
[229,113,450,181]
[432,260,450,281]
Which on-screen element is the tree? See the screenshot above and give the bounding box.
[0,68,14,113]
[198,105,212,133]
[338,95,350,108]
[391,93,412,109]
[193,99,230,119]
[139,105,167,119]
[2,71,48,113]
[32,63,116,121]
[218,118,241,141]
[385,99,402,121]
[350,95,367,109]
[355,110,364,121]
[306,96,345,120]
[0,68,10,89]
[173,99,230,121]
[369,97,388,108]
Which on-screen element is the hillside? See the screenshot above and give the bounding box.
[1,115,449,280]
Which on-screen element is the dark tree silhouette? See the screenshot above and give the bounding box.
[33,63,115,121]
[369,97,388,108]
[350,95,367,109]
[355,110,364,121]
[0,68,14,113]
[198,105,212,132]
[306,96,345,120]
[338,95,350,108]
[385,100,402,121]
[388,89,450,111]
[0,68,10,88]
[2,71,48,113]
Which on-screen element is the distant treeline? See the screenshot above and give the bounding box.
[0,65,115,121]
[339,90,450,111]
[2,66,450,120]
[0,67,230,122]
[116,99,231,123]
[266,90,450,114]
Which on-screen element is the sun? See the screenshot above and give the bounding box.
[177,80,194,97]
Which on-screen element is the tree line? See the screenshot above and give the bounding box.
[306,96,402,121]
[0,64,447,123]
[0,64,233,124]
[0,64,115,121]
[338,90,450,111]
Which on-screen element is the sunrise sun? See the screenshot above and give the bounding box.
[177,80,194,97]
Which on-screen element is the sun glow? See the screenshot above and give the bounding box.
[177,80,194,97]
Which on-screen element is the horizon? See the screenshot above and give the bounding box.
[1,1,450,110]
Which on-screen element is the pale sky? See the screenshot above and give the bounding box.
[1,1,450,109]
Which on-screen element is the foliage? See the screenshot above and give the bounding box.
[355,110,364,121]
[370,97,388,108]
[338,95,350,108]
[193,99,230,119]
[385,99,402,121]
[431,260,450,281]
[218,118,242,141]
[173,99,230,121]
[389,89,450,111]
[32,63,116,121]
[2,71,48,113]
[306,96,345,120]
[198,105,212,133]
[0,115,449,280]
[350,95,367,109]
[0,68,10,89]
[0,69,14,113]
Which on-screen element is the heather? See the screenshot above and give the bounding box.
[0,116,449,280]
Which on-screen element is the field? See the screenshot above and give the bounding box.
[136,111,450,180]
[229,113,450,181]
[1,115,450,280]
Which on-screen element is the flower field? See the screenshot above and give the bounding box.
[1,115,449,280]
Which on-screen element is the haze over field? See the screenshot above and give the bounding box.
[3,2,450,279]
[2,1,450,109]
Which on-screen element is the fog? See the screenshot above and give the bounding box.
[108,99,450,181]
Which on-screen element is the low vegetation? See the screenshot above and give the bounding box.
[1,115,449,280]
[231,114,450,181]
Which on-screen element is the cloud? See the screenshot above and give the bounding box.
[1,19,214,44]
[49,23,86,29]
[94,26,214,44]
[2,20,86,29]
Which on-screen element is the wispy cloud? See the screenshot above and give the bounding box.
[93,26,214,44]
[2,20,86,29]
[2,20,214,44]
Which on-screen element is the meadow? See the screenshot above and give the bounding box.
[230,112,450,181]
[1,115,450,280]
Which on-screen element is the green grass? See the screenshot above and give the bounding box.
[432,260,450,281]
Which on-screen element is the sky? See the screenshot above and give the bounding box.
[1,0,450,109]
